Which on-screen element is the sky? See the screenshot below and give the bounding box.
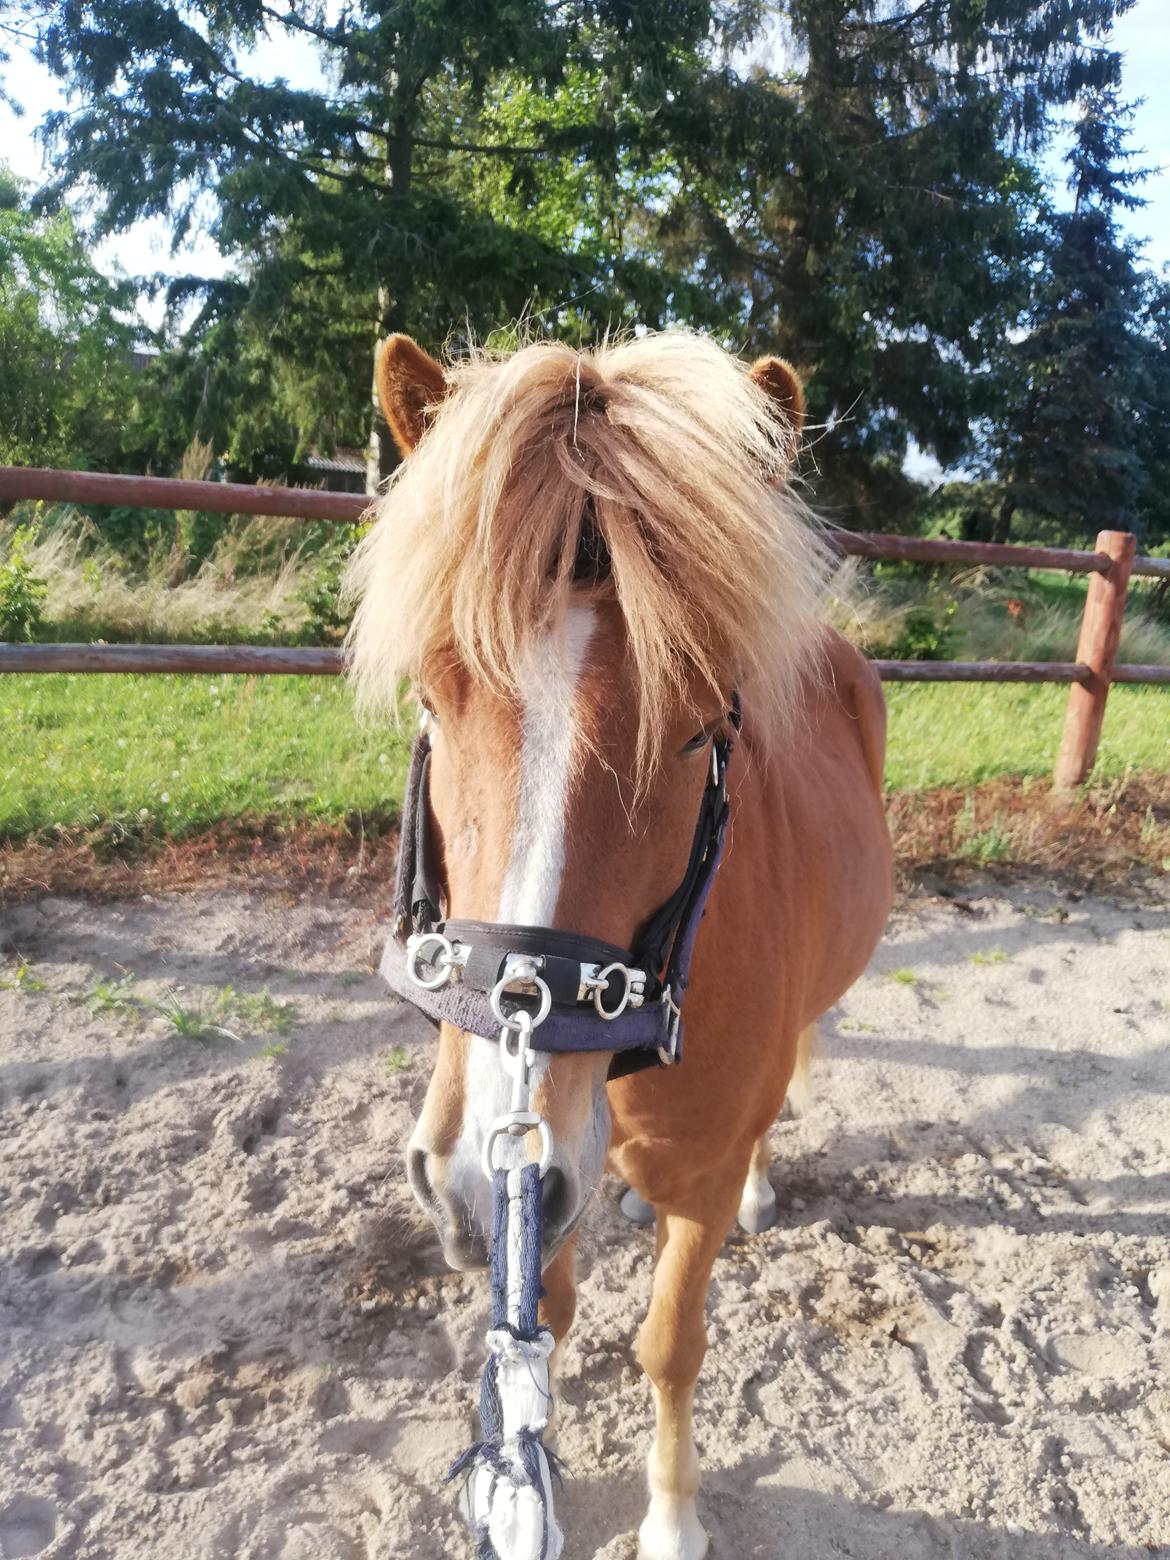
[1,0,1167,337]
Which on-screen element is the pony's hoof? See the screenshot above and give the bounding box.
[619,1186,656,1225]
[637,1495,708,1560]
[736,1183,778,1234]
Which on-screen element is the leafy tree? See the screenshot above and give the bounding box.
[649,0,1132,526]
[992,87,1158,544]
[25,0,741,484]
[14,0,1143,518]
[0,164,141,468]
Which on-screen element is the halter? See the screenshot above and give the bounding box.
[380,692,741,1076]
[380,694,741,1560]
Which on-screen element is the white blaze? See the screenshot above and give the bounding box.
[498,601,596,924]
[447,601,596,1218]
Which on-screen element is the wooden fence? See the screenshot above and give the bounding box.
[2,465,1168,790]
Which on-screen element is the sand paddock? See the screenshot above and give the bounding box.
[1,881,1168,1559]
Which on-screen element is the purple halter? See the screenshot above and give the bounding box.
[380,696,740,1076]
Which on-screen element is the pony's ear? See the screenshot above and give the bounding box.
[748,356,805,463]
[376,334,449,455]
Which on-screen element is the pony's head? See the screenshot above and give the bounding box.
[346,329,828,1269]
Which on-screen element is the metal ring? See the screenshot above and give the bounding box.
[406,932,455,990]
[591,962,632,1020]
[481,1113,555,1179]
[490,968,552,1031]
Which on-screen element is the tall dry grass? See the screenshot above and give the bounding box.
[11,510,323,644]
[826,557,1170,665]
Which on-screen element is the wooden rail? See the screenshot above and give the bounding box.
[0,645,1101,682]
[0,466,372,524]
[872,660,1088,684]
[3,465,1168,577]
[1,467,1168,790]
[0,644,344,675]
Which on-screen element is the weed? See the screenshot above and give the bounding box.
[217,985,298,1035]
[889,969,919,986]
[259,1040,288,1059]
[958,818,1014,864]
[241,989,298,1034]
[969,949,1009,966]
[0,960,47,992]
[84,971,139,1016]
[156,990,241,1044]
[385,1046,413,1071]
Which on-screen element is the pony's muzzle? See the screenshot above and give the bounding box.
[407,1140,580,1272]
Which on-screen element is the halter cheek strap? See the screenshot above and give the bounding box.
[381,695,740,1076]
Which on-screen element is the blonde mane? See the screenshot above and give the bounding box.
[345,329,831,774]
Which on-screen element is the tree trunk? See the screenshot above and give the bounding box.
[992,493,1015,546]
[366,117,413,495]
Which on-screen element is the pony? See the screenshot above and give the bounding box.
[346,328,892,1559]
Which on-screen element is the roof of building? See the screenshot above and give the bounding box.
[304,447,366,475]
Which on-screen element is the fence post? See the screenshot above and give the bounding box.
[1053,529,1136,791]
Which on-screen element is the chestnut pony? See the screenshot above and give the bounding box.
[346,330,891,1559]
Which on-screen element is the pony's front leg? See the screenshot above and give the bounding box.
[539,1232,578,1446]
[635,1184,742,1560]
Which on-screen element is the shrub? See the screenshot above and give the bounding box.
[296,531,359,644]
[0,524,48,641]
[870,598,958,661]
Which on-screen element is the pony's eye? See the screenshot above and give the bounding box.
[419,699,440,730]
[681,729,711,755]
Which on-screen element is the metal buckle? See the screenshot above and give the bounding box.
[658,984,682,1066]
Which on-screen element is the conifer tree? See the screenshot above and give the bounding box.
[652,0,1129,524]
[993,87,1157,542]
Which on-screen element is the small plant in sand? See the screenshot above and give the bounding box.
[958,820,1014,864]
[84,971,139,1016]
[217,985,298,1035]
[0,960,47,993]
[385,1046,413,1071]
[970,949,1009,966]
[258,1040,289,1059]
[156,990,241,1044]
[889,969,919,987]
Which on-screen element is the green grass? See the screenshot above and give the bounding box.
[0,673,410,839]
[883,682,1169,789]
[0,674,1167,841]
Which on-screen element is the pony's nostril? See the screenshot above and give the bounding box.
[408,1146,439,1217]
[541,1166,572,1238]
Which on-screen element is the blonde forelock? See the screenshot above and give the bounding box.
[345,328,831,779]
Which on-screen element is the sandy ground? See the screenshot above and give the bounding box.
[1,881,1168,1560]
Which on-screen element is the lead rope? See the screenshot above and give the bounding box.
[448,961,564,1560]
